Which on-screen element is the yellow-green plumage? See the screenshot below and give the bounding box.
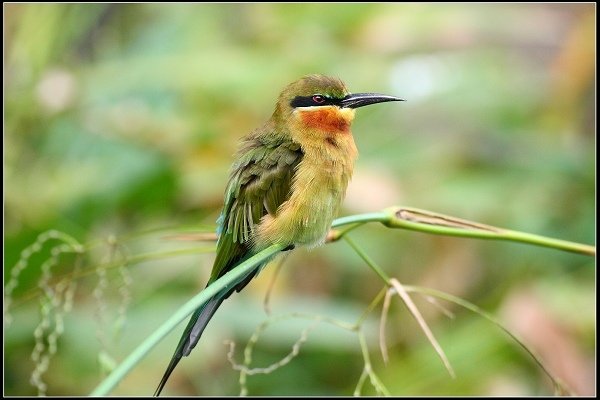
[155,75,402,396]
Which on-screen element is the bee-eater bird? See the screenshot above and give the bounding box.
[155,74,403,395]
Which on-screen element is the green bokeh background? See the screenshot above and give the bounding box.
[4,3,595,396]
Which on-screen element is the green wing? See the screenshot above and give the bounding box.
[209,131,303,284]
[154,131,303,396]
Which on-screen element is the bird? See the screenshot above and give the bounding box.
[155,74,403,395]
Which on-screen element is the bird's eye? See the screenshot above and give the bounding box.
[312,95,325,104]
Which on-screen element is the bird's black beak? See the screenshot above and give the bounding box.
[340,93,404,109]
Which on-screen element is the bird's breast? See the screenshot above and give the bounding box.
[254,141,357,250]
[290,106,358,162]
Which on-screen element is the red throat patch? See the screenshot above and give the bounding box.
[299,108,351,134]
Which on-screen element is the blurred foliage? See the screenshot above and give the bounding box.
[4,3,595,396]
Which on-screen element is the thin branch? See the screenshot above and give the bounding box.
[225,322,318,376]
[343,236,391,283]
[380,207,595,256]
[262,255,288,316]
[330,207,595,256]
[379,288,393,365]
[355,287,387,329]
[389,279,455,379]
[356,330,391,396]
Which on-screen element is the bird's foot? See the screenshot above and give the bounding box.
[282,244,295,252]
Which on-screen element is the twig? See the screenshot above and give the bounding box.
[389,278,455,379]
[379,288,393,365]
[262,255,288,316]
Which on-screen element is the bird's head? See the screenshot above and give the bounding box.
[272,74,403,144]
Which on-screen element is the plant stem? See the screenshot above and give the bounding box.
[332,207,595,256]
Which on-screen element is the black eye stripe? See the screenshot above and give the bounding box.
[290,95,342,108]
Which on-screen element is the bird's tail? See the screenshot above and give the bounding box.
[154,254,264,396]
[154,294,225,396]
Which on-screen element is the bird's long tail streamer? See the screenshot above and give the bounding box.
[154,255,267,396]
[154,295,225,396]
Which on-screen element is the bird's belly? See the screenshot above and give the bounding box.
[288,192,339,247]
[254,174,346,250]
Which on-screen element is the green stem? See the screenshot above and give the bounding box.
[89,243,285,396]
[331,207,595,256]
[495,228,595,256]
[332,212,388,228]
[344,236,391,283]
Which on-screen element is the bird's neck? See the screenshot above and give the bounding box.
[288,106,358,168]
